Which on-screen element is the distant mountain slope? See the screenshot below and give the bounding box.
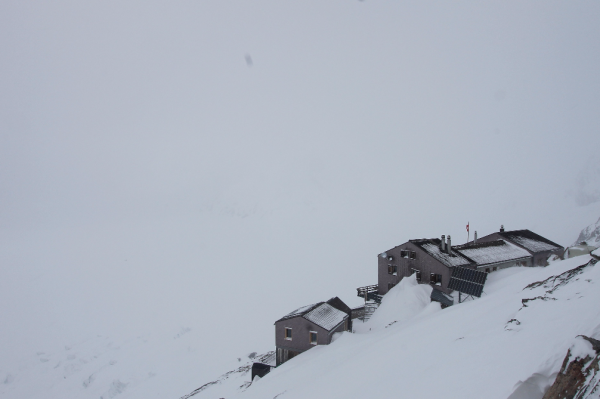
[574,217,600,246]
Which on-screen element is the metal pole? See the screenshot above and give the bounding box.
[364,291,367,323]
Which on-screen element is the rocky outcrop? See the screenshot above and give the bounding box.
[542,335,600,399]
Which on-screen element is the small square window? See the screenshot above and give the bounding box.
[388,264,393,274]
[493,267,497,271]
[309,331,318,345]
[485,268,490,273]
[414,270,422,282]
[400,250,407,258]
[410,251,416,259]
[285,327,292,340]
[430,273,442,285]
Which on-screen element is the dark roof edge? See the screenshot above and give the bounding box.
[274,302,324,324]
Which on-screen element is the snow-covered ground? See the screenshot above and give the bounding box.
[2,2,600,399]
[205,256,598,399]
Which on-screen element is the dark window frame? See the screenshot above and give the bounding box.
[429,273,442,285]
[285,327,292,340]
[309,331,318,345]
[414,270,422,282]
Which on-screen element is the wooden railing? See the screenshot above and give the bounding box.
[356,285,382,304]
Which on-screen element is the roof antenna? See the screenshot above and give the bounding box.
[500,225,505,233]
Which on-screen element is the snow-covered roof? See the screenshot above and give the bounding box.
[303,303,348,331]
[499,230,563,253]
[592,247,600,258]
[454,240,531,266]
[278,303,319,322]
[413,239,472,267]
[276,301,349,330]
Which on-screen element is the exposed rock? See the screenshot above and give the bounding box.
[542,335,600,399]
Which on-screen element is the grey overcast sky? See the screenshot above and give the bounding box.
[1,0,600,388]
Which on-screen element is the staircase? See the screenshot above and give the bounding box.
[355,284,382,322]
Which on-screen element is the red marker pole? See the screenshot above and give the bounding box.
[466,222,470,243]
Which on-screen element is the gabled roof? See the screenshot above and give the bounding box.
[326,297,352,316]
[410,238,472,267]
[304,303,348,331]
[498,230,563,253]
[275,302,348,331]
[453,240,531,266]
[276,303,321,323]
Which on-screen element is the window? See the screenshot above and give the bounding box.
[430,273,442,286]
[410,251,416,259]
[492,267,497,271]
[414,270,422,282]
[388,265,397,275]
[309,331,318,345]
[485,268,490,273]
[400,250,407,258]
[285,327,292,340]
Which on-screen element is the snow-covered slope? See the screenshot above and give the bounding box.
[574,217,600,247]
[224,256,599,399]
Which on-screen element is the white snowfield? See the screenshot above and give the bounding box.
[230,256,599,399]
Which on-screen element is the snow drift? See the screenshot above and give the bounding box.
[222,256,600,399]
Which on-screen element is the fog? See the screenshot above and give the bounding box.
[1,1,599,397]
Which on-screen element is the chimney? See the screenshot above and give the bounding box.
[441,235,446,252]
[447,235,452,253]
[474,231,478,244]
[500,225,505,233]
